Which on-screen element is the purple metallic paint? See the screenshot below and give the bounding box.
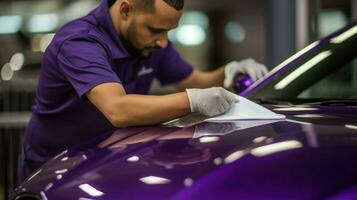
[328,185,357,200]
[233,74,253,93]
[11,105,357,199]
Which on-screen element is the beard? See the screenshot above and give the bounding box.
[121,19,158,58]
[122,18,161,58]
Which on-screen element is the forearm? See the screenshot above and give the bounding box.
[196,66,225,88]
[110,92,191,127]
[176,67,225,90]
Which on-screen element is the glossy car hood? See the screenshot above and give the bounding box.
[13,105,357,200]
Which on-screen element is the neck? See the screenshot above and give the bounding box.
[109,2,122,36]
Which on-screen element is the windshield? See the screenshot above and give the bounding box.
[246,23,357,104]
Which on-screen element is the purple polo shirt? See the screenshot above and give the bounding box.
[20,0,193,180]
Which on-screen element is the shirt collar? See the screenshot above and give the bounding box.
[92,0,130,59]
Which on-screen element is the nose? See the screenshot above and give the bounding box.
[155,34,168,49]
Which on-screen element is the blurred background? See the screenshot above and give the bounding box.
[0,0,356,199]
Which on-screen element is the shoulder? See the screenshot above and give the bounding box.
[51,16,111,56]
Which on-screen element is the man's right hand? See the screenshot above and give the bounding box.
[186,87,239,117]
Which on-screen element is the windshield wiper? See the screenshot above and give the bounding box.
[252,98,294,106]
[306,100,357,106]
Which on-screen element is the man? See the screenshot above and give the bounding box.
[19,0,267,181]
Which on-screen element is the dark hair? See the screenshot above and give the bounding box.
[163,0,184,10]
[132,0,184,12]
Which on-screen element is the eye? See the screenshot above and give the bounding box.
[149,28,162,34]
[148,27,166,34]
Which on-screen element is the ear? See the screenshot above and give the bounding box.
[119,0,132,20]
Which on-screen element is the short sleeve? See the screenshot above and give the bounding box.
[156,42,194,85]
[57,37,121,98]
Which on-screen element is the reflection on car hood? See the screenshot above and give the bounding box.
[13,105,357,200]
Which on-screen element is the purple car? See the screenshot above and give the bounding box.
[11,21,357,200]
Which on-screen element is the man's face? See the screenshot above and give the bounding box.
[122,0,182,58]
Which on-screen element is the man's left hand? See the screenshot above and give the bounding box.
[224,58,268,88]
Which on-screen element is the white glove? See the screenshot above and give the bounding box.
[224,58,268,88]
[186,87,239,117]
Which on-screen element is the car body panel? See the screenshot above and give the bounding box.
[12,104,357,200]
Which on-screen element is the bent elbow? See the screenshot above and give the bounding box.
[108,113,130,128]
[112,121,129,128]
